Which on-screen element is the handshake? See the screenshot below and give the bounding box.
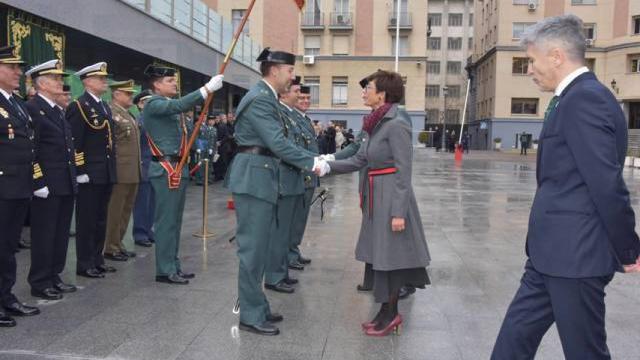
[313,155,334,177]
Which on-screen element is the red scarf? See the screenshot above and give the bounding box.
[362,103,392,135]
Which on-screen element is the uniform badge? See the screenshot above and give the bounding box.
[0,107,8,119]
[7,124,14,140]
[93,119,99,126]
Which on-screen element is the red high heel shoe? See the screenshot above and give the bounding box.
[361,320,377,330]
[364,314,402,336]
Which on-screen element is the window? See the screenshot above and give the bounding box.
[333,0,349,13]
[572,0,596,4]
[426,85,440,98]
[448,37,462,50]
[332,77,348,106]
[583,24,596,40]
[446,109,460,123]
[469,14,473,26]
[630,55,640,72]
[304,35,321,56]
[428,13,442,27]
[633,16,640,35]
[391,35,409,56]
[513,0,532,4]
[232,9,250,35]
[447,61,462,74]
[513,23,534,39]
[512,57,528,75]
[426,109,440,123]
[304,77,320,106]
[447,85,461,98]
[468,37,473,50]
[511,98,539,115]
[427,61,440,74]
[428,37,441,50]
[333,36,349,55]
[586,58,595,72]
[448,14,463,27]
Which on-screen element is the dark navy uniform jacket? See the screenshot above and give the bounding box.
[66,91,117,184]
[0,93,33,199]
[26,94,77,196]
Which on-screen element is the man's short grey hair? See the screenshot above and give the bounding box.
[520,14,586,63]
[33,76,48,91]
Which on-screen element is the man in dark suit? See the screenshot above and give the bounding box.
[66,62,117,279]
[492,15,640,360]
[0,46,41,327]
[25,59,78,300]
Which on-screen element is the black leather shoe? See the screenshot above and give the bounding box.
[104,252,128,262]
[54,282,77,293]
[149,238,155,244]
[121,250,136,258]
[18,239,30,249]
[96,265,117,273]
[357,284,372,292]
[31,288,62,300]
[399,286,416,300]
[0,312,15,327]
[288,261,305,271]
[283,277,298,285]
[135,239,153,247]
[266,313,283,323]
[155,274,189,285]
[298,255,311,265]
[265,281,295,294]
[177,271,195,279]
[77,268,105,278]
[239,321,279,336]
[3,302,40,316]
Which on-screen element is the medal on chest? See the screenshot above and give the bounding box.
[8,124,14,140]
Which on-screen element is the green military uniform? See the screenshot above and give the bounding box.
[264,102,306,286]
[225,79,316,326]
[287,108,319,265]
[143,87,204,277]
[195,124,217,184]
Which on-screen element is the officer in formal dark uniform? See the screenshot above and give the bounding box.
[24,59,77,300]
[225,48,319,336]
[67,62,117,278]
[132,90,155,248]
[0,45,41,327]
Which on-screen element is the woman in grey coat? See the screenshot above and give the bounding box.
[322,70,431,336]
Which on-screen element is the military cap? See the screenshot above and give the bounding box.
[292,76,301,86]
[0,45,26,65]
[256,47,296,65]
[144,64,175,78]
[133,89,152,104]
[62,84,71,93]
[300,85,311,94]
[109,79,136,93]
[75,62,109,79]
[25,59,67,79]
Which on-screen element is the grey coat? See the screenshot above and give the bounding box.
[329,104,430,271]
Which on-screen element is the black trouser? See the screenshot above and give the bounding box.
[521,143,527,155]
[76,183,112,272]
[0,198,29,306]
[362,263,374,288]
[29,195,74,291]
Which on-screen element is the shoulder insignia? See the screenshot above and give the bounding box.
[0,107,8,119]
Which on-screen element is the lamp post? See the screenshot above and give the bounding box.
[441,86,449,151]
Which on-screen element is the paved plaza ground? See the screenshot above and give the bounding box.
[1,149,639,360]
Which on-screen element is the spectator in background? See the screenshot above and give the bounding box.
[335,125,345,150]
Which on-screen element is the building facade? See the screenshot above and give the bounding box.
[215,0,428,143]
[469,0,640,151]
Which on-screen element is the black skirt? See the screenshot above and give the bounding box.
[372,267,430,303]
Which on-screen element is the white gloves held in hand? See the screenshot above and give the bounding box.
[77,174,90,184]
[313,157,331,177]
[319,154,335,162]
[204,74,225,93]
[33,186,49,199]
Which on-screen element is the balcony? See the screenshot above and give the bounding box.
[301,12,324,30]
[329,12,353,30]
[388,12,412,30]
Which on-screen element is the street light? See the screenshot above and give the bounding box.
[441,86,449,151]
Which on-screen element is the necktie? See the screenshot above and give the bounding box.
[544,96,559,122]
[9,96,27,120]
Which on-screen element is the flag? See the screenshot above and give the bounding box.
[293,0,305,10]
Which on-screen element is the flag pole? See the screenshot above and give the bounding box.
[175,0,258,177]
[394,0,401,72]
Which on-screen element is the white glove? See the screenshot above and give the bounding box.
[320,154,336,161]
[33,186,49,199]
[77,174,90,184]
[196,149,202,154]
[204,74,224,93]
[208,149,213,155]
[318,160,331,177]
[213,153,220,163]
